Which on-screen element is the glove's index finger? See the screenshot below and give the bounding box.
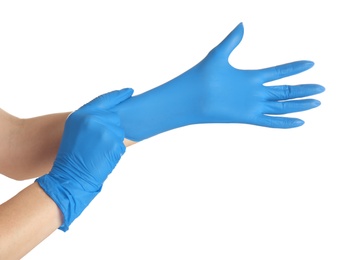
[258,60,314,83]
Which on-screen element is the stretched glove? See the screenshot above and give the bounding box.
[36,88,133,231]
[113,22,325,142]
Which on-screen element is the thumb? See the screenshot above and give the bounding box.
[212,22,244,61]
[83,88,134,111]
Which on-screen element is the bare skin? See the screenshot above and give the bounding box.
[0,182,62,259]
[0,108,135,180]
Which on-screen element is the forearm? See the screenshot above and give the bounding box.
[0,182,62,259]
[113,65,201,142]
[0,111,69,180]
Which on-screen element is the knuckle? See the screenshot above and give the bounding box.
[282,85,292,99]
[82,115,96,127]
[280,101,287,111]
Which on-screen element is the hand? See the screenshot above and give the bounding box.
[189,22,325,127]
[113,22,325,141]
[36,88,133,231]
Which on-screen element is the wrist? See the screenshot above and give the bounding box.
[36,169,101,231]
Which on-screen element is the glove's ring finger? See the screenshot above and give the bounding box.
[264,99,321,115]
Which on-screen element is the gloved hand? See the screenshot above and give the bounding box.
[113,22,325,141]
[36,88,133,231]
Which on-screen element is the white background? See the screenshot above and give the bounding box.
[0,1,339,259]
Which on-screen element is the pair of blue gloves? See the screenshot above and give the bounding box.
[37,23,324,231]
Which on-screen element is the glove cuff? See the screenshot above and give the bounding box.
[36,173,101,231]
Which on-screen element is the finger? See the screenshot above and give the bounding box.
[256,115,304,128]
[258,60,314,83]
[83,88,134,110]
[265,84,325,101]
[211,22,244,61]
[264,99,321,115]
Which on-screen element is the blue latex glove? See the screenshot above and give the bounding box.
[113,22,325,141]
[36,88,133,231]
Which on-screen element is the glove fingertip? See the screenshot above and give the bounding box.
[120,87,134,95]
[303,60,314,67]
[315,84,325,93]
[105,88,134,108]
[117,88,134,100]
[212,22,244,60]
[292,119,304,127]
